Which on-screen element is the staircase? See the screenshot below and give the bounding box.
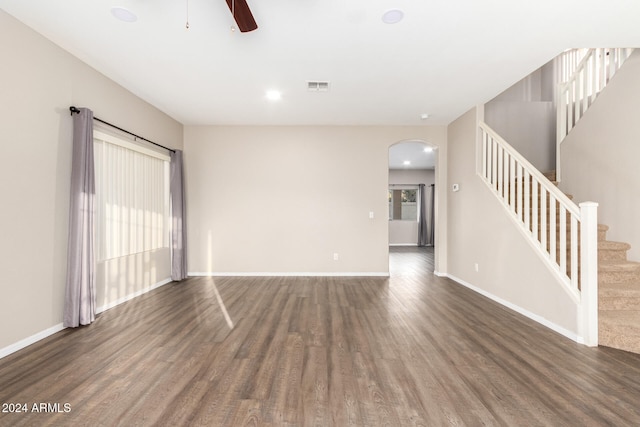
[479,48,638,354]
[598,225,640,353]
[481,130,640,355]
[555,48,640,354]
[479,123,599,346]
[524,169,640,354]
[547,171,640,354]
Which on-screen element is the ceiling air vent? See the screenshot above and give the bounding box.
[307,81,330,92]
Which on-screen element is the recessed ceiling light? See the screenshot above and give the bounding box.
[266,90,282,101]
[382,9,404,24]
[111,7,137,23]
[403,160,411,166]
[420,113,430,120]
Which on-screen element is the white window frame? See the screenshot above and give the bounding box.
[388,185,419,221]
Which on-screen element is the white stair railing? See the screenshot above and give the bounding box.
[555,48,589,84]
[556,48,634,181]
[479,121,599,345]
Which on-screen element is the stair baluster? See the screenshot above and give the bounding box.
[479,121,599,345]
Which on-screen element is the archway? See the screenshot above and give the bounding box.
[388,140,438,273]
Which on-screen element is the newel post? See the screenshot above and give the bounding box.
[580,201,598,346]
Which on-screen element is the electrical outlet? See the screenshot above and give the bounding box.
[333,253,339,261]
[474,263,479,272]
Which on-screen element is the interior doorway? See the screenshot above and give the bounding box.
[388,140,437,274]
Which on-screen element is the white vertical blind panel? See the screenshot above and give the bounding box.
[94,134,169,261]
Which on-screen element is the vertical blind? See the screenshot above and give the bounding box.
[93,131,170,261]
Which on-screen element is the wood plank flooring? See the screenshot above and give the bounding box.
[2,246,640,426]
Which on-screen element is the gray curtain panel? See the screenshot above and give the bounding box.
[64,107,96,327]
[428,184,435,246]
[170,150,188,281]
[417,183,435,247]
[417,184,428,246]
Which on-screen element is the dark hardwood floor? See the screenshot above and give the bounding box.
[2,246,640,426]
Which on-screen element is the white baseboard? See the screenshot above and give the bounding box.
[96,277,173,314]
[445,273,581,344]
[0,277,173,360]
[189,272,390,277]
[0,323,65,360]
[389,243,418,247]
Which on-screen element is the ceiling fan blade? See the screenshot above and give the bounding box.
[225,0,258,32]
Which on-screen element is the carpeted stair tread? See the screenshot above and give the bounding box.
[598,224,609,241]
[599,281,640,310]
[599,310,640,353]
[598,241,632,251]
[599,240,632,262]
[600,280,640,296]
[598,260,640,272]
[600,310,640,326]
[599,260,640,284]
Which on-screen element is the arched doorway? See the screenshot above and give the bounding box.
[388,140,437,273]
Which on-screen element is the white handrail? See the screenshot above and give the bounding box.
[556,49,589,83]
[556,48,634,181]
[479,121,598,345]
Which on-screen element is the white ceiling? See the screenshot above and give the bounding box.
[389,141,435,170]
[2,0,640,126]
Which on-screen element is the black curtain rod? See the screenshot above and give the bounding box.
[69,106,175,153]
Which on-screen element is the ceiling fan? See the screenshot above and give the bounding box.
[225,0,258,32]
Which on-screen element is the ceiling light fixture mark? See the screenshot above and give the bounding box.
[111,7,137,23]
[382,9,404,24]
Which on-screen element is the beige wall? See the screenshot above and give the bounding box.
[484,62,556,172]
[0,10,183,354]
[184,126,447,275]
[446,107,580,338]
[560,50,640,261]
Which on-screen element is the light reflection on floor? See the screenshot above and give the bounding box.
[389,245,434,277]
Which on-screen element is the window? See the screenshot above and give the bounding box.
[388,188,418,220]
[94,131,170,261]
